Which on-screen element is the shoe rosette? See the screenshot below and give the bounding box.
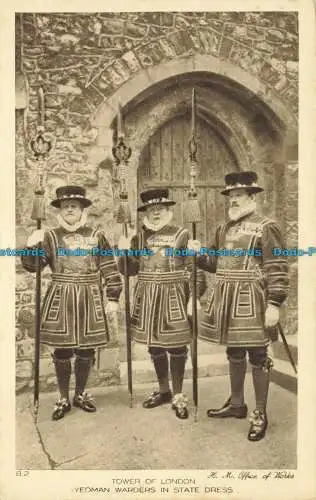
[248,408,268,441]
[73,392,97,412]
[52,397,71,421]
[172,392,188,410]
[249,408,265,427]
[54,397,70,411]
[76,392,95,406]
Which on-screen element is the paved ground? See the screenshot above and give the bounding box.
[16,375,297,471]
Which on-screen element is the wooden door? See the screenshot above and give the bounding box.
[137,114,238,246]
[129,114,239,360]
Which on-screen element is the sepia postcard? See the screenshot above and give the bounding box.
[0,0,316,499]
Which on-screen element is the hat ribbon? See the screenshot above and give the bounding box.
[59,193,85,199]
[145,197,169,205]
[226,182,259,189]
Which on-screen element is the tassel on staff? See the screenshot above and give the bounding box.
[183,88,201,422]
[112,100,133,407]
[183,89,201,224]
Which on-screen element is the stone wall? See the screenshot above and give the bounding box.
[15,12,298,393]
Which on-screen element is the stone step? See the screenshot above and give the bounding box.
[270,358,298,394]
[120,352,248,385]
[272,334,298,364]
[270,334,298,394]
[17,337,297,395]
[120,350,298,394]
[120,334,298,363]
[119,339,226,362]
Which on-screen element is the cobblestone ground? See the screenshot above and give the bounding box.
[16,375,297,470]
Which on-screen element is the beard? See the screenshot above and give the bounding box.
[228,199,257,221]
[62,214,80,225]
[143,210,173,231]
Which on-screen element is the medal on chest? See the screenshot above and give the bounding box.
[62,234,98,251]
[147,234,175,255]
[225,221,262,249]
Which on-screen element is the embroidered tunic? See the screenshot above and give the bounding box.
[119,224,206,348]
[197,212,289,347]
[21,226,122,348]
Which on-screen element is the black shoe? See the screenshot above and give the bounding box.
[248,409,268,441]
[207,396,231,414]
[73,392,96,413]
[142,390,172,409]
[207,397,248,419]
[172,393,189,419]
[52,398,71,421]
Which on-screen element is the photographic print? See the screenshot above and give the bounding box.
[1,1,316,499]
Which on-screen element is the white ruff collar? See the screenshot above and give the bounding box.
[143,211,173,232]
[229,202,257,222]
[57,211,87,232]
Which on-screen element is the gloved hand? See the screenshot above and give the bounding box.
[187,239,201,253]
[27,229,45,247]
[105,301,119,314]
[265,304,280,328]
[118,235,132,250]
[187,296,201,316]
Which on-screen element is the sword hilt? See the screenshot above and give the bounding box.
[277,322,297,375]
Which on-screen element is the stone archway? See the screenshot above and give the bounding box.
[88,53,297,161]
[85,65,297,359]
[87,65,295,234]
[72,49,297,130]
